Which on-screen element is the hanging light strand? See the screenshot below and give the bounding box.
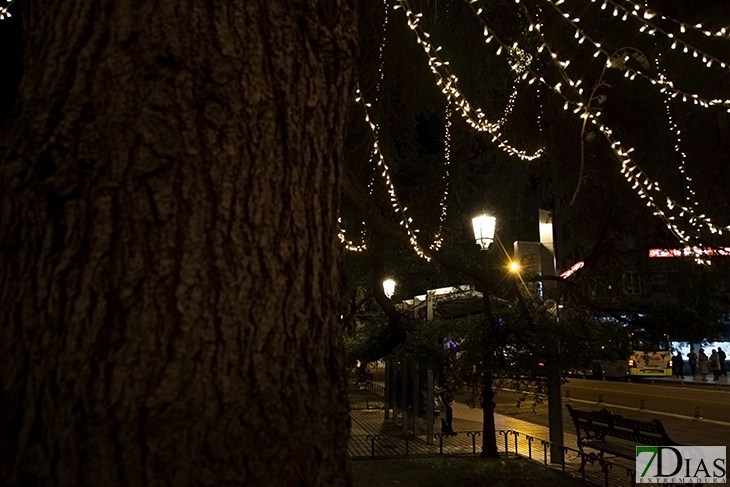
[503,0,730,255]
[340,0,392,253]
[430,101,452,251]
[0,0,15,20]
[545,0,729,74]
[367,0,390,197]
[557,0,730,72]
[395,0,544,161]
[338,216,368,252]
[655,52,700,213]
[541,0,730,109]
[603,0,730,41]
[355,84,433,260]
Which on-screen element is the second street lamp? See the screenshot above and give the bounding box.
[383,279,396,299]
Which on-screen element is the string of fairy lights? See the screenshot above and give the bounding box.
[534,1,730,239]
[429,101,452,251]
[561,0,730,72]
[531,1,547,140]
[340,0,454,257]
[509,0,730,259]
[394,0,544,161]
[544,0,730,109]
[339,0,391,253]
[617,0,730,40]
[341,0,730,262]
[461,0,730,261]
[0,0,14,20]
[340,0,544,259]
[354,84,432,260]
[654,51,700,213]
[496,79,520,129]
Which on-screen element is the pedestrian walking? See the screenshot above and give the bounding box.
[710,349,722,381]
[687,350,698,376]
[438,391,455,436]
[718,347,727,377]
[673,352,685,378]
[698,349,710,381]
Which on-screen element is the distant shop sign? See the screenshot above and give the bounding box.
[648,247,730,258]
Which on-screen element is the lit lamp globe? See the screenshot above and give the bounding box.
[383,279,396,299]
[472,214,496,250]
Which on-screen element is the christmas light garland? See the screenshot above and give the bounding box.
[616,0,730,40]
[513,0,730,261]
[543,0,730,110]
[354,85,432,260]
[464,0,730,262]
[0,0,15,20]
[430,101,452,251]
[655,52,700,213]
[557,0,730,72]
[338,215,368,252]
[395,0,544,161]
[339,0,544,256]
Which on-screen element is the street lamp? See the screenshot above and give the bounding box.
[472,214,496,250]
[471,213,500,457]
[383,278,396,299]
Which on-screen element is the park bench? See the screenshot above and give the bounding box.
[566,404,685,471]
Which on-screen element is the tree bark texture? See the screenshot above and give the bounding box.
[0,1,356,486]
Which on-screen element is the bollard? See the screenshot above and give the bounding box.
[565,390,571,399]
[640,399,645,410]
[598,394,603,403]
[694,406,701,420]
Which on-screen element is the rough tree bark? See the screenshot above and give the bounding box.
[0,1,356,486]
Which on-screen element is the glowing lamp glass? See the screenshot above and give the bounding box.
[472,215,496,250]
[383,279,396,299]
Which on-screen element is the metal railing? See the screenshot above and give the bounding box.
[362,382,385,396]
[349,429,636,487]
[348,397,385,410]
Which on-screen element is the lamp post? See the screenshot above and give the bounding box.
[382,278,396,422]
[472,214,499,458]
[383,279,396,299]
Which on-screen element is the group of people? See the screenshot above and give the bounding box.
[677,347,727,381]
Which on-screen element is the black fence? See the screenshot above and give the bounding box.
[349,382,386,410]
[349,429,637,487]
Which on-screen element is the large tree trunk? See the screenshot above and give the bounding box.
[0,1,356,485]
